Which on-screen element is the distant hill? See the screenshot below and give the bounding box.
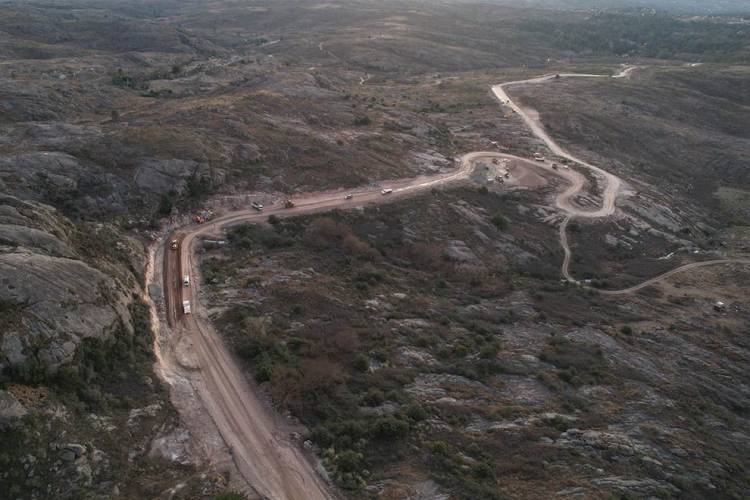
[480,0,750,14]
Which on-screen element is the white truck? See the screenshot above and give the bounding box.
[182,300,191,314]
[381,188,393,195]
[251,202,263,211]
[183,275,190,286]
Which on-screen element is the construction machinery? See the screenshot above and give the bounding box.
[283,199,295,208]
[170,240,179,250]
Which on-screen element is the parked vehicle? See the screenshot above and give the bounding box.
[381,188,393,195]
[345,194,353,200]
[183,275,190,286]
[170,240,179,250]
[183,300,191,314]
[251,202,263,211]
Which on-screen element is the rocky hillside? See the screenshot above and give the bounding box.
[204,187,750,499]
[0,195,225,498]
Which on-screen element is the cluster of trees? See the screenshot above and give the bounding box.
[523,11,750,61]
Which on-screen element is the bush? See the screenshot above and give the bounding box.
[214,493,247,500]
[620,325,633,335]
[370,416,409,440]
[405,403,427,422]
[353,354,369,372]
[353,116,372,126]
[479,342,501,359]
[490,213,508,230]
[362,388,385,407]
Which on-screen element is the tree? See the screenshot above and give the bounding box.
[158,192,175,216]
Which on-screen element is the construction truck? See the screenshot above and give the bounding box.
[182,300,191,314]
[170,240,179,250]
[283,199,295,208]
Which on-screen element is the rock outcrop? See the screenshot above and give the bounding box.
[0,196,135,375]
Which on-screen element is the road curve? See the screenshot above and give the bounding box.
[494,68,747,291]
[156,66,749,498]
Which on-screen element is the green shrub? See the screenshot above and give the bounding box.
[353,116,372,126]
[362,388,385,407]
[405,403,427,422]
[479,342,501,359]
[214,493,247,500]
[352,354,369,372]
[370,416,409,440]
[490,213,508,230]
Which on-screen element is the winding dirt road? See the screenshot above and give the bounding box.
[152,66,748,499]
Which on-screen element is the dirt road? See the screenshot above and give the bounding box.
[493,74,620,219]
[598,259,750,295]
[495,67,747,289]
[158,151,501,499]
[152,66,748,499]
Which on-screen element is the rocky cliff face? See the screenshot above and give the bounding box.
[0,195,133,376]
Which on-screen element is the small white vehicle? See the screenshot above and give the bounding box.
[183,275,190,286]
[381,188,393,195]
[182,300,191,314]
[251,202,264,211]
[345,194,353,200]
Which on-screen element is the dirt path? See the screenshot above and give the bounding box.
[149,66,748,499]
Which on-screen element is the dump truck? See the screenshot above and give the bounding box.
[170,240,179,250]
[251,202,263,211]
[283,199,295,208]
[183,275,190,286]
[381,188,393,195]
[183,300,191,314]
